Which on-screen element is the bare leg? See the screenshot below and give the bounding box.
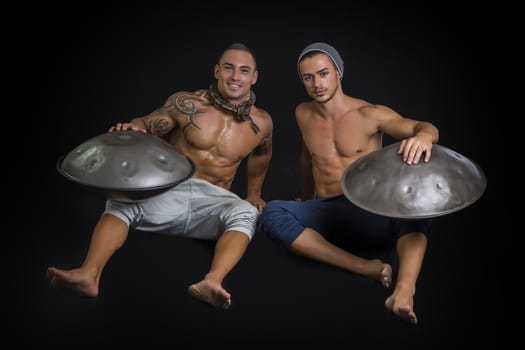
[188,231,249,310]
[385,232,427,325]
[47,214,129,297]
[290,228,392,287]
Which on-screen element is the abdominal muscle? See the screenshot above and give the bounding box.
[183,147,241,191]
[309,136,382,199]
[312,152,371,198]
[312,161,348,198]
[170,124,253,191]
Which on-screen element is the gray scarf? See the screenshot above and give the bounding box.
[207,82,260,134]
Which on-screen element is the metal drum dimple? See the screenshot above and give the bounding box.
[57,131,195,201]
[341,142,487,219]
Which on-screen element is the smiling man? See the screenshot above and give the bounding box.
[47,43,273,310]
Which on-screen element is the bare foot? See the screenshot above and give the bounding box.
[46,267,99,297]
[188,280,231,310]
[385,287,417,325]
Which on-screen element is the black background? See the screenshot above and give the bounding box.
[13,3,493,348]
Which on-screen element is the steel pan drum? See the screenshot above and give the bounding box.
[341,142,487,219]
[57,131,194,202]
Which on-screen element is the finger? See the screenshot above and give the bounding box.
[132,126,147,133]
[404,144,417,164]
[412,148,423,164]
[398,139,407,154]
[409,145,420,164]
[402,144,411,163]
[424,147,432,162]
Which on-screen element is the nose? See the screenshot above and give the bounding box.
[313,75,322,87]
[232,68,242,81]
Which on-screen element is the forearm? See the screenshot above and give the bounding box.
[414,122,439,143]
[246,152,271,197]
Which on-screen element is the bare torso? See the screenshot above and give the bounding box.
[166,90,271,190]
[297,96,383,198]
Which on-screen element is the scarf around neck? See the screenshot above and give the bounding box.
[207,82,260,133]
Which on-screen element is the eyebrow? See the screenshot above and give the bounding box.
[222,62,253,71]
[303,67,330,77]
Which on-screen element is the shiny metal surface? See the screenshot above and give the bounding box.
[57,131,194,201]
[341,142,487,219]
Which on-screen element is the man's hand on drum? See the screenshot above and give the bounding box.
[109,122,147,133]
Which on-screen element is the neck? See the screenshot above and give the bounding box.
[207,82,260,133]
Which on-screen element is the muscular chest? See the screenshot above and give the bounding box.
[303,116,376,158]
[177,111,257,159]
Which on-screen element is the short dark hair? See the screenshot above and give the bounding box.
[220,42,257,70]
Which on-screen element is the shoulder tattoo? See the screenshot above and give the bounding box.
[168,91,211,133]
[252,135,272,156]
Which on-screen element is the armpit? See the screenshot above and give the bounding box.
[252,137,272,156]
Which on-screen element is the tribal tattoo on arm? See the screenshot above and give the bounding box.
[252,134,273,156]
[168,90,209,134]
[143,109,171,136]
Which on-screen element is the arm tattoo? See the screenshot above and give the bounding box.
[167,91,210,134]
[252,136,272,156]
[144,110,170,135]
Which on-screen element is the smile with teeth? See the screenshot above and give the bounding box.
[228,83,242,90]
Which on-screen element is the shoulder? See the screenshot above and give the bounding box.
[253,106,273,135]
[162,89,212,114]
[295,101,312,113]
[358,103,400,121]
[165,89,209,102]
[295,101,314,120]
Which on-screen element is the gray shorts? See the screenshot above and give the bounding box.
[104,178,259,240]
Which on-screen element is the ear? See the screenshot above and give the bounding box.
[251,70,259,85]
[214,64,219,79]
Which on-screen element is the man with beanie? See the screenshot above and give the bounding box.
[258,42,439,325]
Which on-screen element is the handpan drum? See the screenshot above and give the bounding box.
[341,142,487,219]
[57,131,195,202]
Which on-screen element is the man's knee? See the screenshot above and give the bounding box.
[224,200,260,240]
[259,200,287,224]
[258,200,302,246]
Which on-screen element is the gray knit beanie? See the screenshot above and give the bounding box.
[297,42,344,80]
